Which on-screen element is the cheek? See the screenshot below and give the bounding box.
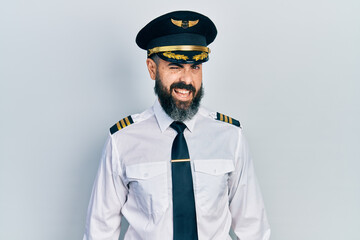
[157,70,171,87]
[194,73,203,90]
[163,73,180,88]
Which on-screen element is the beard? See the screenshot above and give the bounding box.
[154,73,204,122]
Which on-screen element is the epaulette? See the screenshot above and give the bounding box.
[110,115,134,135]
[216,112,241,128]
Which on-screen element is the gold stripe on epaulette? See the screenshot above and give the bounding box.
[110,115,134,135]
[120,119,126,128]
[125,117,130,125]
[216,112,241,128]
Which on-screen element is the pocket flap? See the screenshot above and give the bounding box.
[126,162,167,179]
[194,159,235,175]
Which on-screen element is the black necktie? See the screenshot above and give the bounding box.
[170,121,198,240]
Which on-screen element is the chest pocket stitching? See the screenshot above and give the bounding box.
[126,161,167,179]
[194,159,235,175]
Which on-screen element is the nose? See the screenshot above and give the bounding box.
[180,67,193,84]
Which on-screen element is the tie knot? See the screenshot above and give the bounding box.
[170,121,187,134]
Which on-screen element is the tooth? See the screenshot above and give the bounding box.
[179,90,189,94]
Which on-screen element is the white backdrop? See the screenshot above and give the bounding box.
[1,1,359,239]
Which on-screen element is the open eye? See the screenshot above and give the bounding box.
[192,64,201,70]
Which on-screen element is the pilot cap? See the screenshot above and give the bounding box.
[136,10,217,64]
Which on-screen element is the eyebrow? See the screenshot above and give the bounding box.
[167,62,201,68]
[168,62,184,68]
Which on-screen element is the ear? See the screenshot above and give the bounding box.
[146,58,157,80]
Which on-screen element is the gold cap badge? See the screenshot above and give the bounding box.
[171,19,199,29]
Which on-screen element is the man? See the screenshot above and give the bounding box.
[83,10,270,240]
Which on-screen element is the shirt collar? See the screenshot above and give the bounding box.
[153,99,197,133]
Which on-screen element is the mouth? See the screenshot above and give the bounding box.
[170,81,196,103]
[172,88,193,101]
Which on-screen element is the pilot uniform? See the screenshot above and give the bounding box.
[83,10,270,240]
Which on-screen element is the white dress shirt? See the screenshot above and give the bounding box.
[83,100,270,240]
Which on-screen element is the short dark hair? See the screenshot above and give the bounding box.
[149,53,160,65]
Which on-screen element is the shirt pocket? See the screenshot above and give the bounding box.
[126,161,169,216]
[193,159,235,212]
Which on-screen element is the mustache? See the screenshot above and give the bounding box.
[170,82,196,93]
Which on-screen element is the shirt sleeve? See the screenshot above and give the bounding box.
[83,134,128,240]
[228,129,271,240]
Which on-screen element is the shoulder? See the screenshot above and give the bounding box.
[109,107,154,135]
[198,107,242,129]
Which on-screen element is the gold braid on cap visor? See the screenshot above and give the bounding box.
[147,45,210,57]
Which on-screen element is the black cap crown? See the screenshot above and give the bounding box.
[136,10,217,63]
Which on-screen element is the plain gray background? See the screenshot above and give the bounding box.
[1,0,359,239]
